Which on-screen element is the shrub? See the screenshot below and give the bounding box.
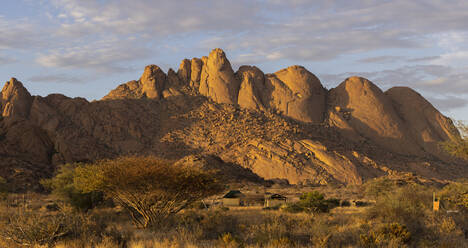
[360,223,411,248]
[303,192,340,213]
[219,232,240,248]
[74,156,223,228]
[0,211,70,246]
[363,177,397,200]
[41,163,103,211]
[0,208,116,247]
[439,179,468,211]
[247,215,294,246]
[366,185,431,235]
[440,121,468,160]
[283,191,339,214]
[281,202,304,213]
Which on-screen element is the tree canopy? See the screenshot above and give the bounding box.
[74,156,223,228]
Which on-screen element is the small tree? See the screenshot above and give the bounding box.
[298,191,339,213]
[74,156,223,228]
[283,191,339,213]
[41,163,103,211]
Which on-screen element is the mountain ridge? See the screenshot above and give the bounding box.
[0,48,466,191]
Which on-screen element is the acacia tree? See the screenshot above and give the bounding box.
[74,156,223,228]
[441,121,468,160]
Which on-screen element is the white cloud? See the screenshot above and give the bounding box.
[1,0,468,117]
[36,38,151,73]
[28,73,85,84]
[0,16,45,50]
[358,56,405,64]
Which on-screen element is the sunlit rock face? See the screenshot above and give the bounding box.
[199,48,240,104]
[1,78,33,119]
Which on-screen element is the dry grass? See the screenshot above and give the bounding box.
[0,183,467,248]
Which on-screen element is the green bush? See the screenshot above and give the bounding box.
[41,163,103,211]
[281,202,304,213]
[299,191,340,213]
[282,191,340,214]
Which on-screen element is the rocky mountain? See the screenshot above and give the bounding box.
[0,48,466,191]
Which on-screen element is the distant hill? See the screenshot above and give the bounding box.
[0,48,466,191]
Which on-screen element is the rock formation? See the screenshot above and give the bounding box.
[103,65,168,100]
[328,76,424,155]
[199,48,240,104]
[385,87,460,157]
[0,48,465,191]
[266,66,326,123]
[1,78,33,120]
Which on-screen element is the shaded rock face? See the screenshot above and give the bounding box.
[1,48,466,191]
[236,66,266,110]
[385,87,460,156]
[328,77,424,156]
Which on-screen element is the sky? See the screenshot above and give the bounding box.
[0,0,467,121]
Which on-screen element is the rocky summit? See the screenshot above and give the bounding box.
[1,48,466,191]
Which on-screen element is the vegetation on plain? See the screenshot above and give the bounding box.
[0,156,467,247]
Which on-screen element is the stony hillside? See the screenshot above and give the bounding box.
[0,48,466,191]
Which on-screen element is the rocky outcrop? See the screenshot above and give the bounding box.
[236,66,266,110]
[103,65,167,100]
[328,77,423,155]
[385,87,460,156]
[266,66,326,123]
[1,78,33,119]
[177,59,191,84]
[190,58,203,89]
[0,48,466,191]
[199,48,240,104]
[235,65,326,123]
